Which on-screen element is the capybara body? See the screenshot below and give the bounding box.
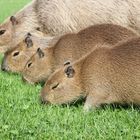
[41,37,140,111]
[1,0,140,52]
[35,0,140,35]
[22,24,138,84]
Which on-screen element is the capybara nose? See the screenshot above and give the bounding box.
[1,58,7,71]
[40,93,49,104]
[1,65,6,71]
[40,96,48,104]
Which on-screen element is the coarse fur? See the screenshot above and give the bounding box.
[21,24,138,84]
[40,37,140,111]
[0,0,40,53]
[1,0,140,52]
[1,34,54,73]
[34,0,140,35]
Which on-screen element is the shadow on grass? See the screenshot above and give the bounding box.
[39,95,140,112]
[0,70,20,76]
[104,103,140,112]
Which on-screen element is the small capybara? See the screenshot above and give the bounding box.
[1,0,140,52]
[1,33,53,72]
[22,24,139,84]
[40,37,140,111]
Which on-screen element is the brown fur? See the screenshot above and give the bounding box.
[40,37,140,111]
[22,24,138,84]
[1,0,140,53]
[0,19,15,52]
[0,0,40,53]
[1,34,53,73]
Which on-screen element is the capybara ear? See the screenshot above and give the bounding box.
[27,32,32,37]
[64,66,75,78]
[64,60,71,66]
[10,16,18,25]
[25,36,33,48]
[37,48,45,58]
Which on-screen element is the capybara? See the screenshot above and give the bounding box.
[0,0,40,53]
[40,37,140,111]
[35,0,140,35]
[1,0,140,52]
[1,33,54,72]
[22,24,139,84]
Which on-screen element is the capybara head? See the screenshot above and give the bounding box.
[0,16,18,52]
[22,36,64,84]
[40,63,83,105]
[1,33,37,73]
[22,47,54,84]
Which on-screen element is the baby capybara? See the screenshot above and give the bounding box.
[41,37,140,111]
[1,33,53,72]
[22,24,138,84]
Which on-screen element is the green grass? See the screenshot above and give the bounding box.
[0,1,140,139]
[0,0,31,23]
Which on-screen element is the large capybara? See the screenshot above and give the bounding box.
[1,33,54,73]
[40,37,140,112]
[1,0,140,52]
[21,24,139,84]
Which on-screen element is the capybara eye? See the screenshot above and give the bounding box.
[36,27,41,31]
[0,30,6,35]
[13,51,19,57]
[27,32,32,36]
[51,83,59,90]
[28,62,32,68]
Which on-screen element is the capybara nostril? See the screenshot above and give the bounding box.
[1,66,6,71]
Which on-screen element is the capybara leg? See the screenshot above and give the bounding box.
[83,95,101,112]
[83,92,109,112]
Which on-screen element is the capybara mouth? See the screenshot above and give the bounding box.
[40,96,49,105]
[0,45,8,53]
[22,76,35,85]
[1,64,9,72]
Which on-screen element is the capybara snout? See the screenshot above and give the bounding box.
[1,56,9,71]
[41,37,140,111]
[40,91,48,104]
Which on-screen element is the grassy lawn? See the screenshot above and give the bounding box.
[0,0,140,139]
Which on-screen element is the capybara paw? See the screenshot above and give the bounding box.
[83,103,93,112]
